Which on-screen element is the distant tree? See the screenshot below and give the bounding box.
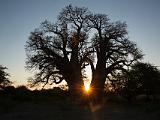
[132,63,159,98]
[117,62,160,101]
[0,65,11,87]
[114,71,139,101]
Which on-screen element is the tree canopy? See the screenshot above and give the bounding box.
[111,62,160,101]
[127,63,160,96]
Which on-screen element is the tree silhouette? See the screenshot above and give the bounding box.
[26,5,91,97]
[122,62,160,100]
[25,5,142,99]
[87,14,143,101]
[0,65,11,87]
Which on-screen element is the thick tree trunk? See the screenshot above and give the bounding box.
[90,47,107,103]
[68,80,84,98]
[65,64,84,100]
[66,39,85,100]
[90,69,106,103]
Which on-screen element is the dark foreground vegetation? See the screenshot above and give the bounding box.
[0,86,160,120]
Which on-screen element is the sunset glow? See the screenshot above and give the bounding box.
[84,83,90,92]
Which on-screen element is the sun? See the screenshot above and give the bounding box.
[84,83,90,93]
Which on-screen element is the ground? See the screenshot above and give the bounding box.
[0,95,160,120]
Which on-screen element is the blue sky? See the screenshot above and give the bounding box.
[0,0,160,85]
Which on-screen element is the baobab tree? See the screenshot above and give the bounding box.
[87,14,143,101]
[25,5,142,100]
[26,5,91,97]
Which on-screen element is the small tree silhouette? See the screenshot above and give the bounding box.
[115,62,160,101]
[0,65,11,88]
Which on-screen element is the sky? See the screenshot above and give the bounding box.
[0,0,160,86]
